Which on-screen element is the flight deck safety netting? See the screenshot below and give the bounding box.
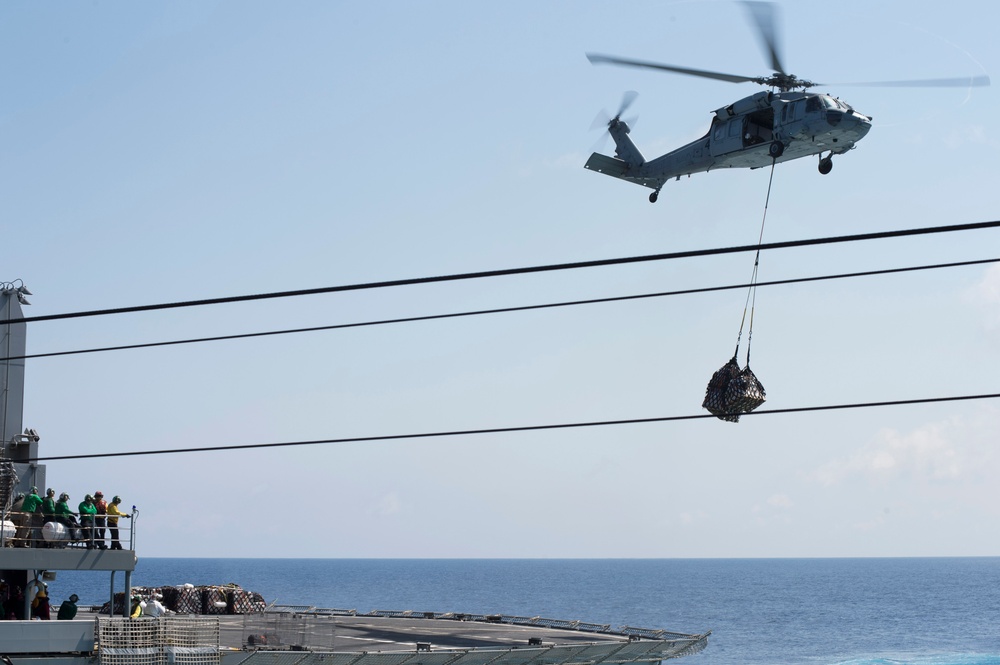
[98,616,220,665]
[240,612,337,650]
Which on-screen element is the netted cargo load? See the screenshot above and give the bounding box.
[174,585,203,614]
[702,357,742,422]
[724,365,765,414]
[99,592,126,615]
[160,586,180,611]
[102,583,265,616]
[100,587,152,615]
[202,587,229,615]
[229,588,267,614]
[702,356,765,423]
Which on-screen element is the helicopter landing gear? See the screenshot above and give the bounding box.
[649,188,661,203]
[768,141,784,158]
[818,154,833,175]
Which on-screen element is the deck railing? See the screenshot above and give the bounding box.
[0,506,138,550]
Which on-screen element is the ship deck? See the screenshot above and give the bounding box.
[218,611,666,651]
[207,607,710,665]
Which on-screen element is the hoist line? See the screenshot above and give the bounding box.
[4,220,1000,326]
[26,391,1000,462]
[736,160,777,367]
[2,256,998,362]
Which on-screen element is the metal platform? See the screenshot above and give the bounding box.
[216,608,710,665]
[0,547,136,572]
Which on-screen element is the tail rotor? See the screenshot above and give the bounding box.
[590,91,639,151]
[591,90,638,130]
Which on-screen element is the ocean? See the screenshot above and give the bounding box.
[49,558,1000,665]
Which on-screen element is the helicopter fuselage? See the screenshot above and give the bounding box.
[585,90,872,201]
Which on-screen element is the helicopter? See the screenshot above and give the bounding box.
[585,2,990,203]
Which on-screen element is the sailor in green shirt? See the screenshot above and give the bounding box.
[78,495,98,548]
[41,488,57,521]
[57,594,79,620]
[36,489,58,547]
[21,487,43,546]
[54,493,77,542]
[21,487,43,513]
[55,494,74,522]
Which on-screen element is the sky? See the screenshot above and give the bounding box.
[1,0,998,558]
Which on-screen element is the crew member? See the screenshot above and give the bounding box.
[55,493,75,529]
[57,593,79,620]
[107,496,129,550]
[40,489,58,546]
[32,584,51,620]
[93,491,108,549]
[21,487,43,546]
[42,489,57,521]
[142,590,171,617]
[130,594,143,618]
[78,495,97,548]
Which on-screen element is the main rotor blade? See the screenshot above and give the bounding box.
[587,53,757,84]
[828,75,991,88]
[741,1,785,74]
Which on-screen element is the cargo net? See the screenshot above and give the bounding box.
[98,616,220,665]
[240,612,337,650]
[702,356,766,423]
[100,585,266,616]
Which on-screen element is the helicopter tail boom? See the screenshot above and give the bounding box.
[584,152,663,192]
[584,117,657,187]
[607,119,645,166]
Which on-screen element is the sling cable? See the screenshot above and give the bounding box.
[702,162,776,422]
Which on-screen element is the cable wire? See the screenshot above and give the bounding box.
[736,159,777,366]
[27,391,1000,462]
[5,220,1000,326]
[3,257,997,362]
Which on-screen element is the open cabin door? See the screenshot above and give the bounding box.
[709,117,745,156]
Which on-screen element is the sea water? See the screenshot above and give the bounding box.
[50,558,1000,665]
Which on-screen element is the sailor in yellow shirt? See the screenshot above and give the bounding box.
[130,594,143,618]
[106,496,130,550]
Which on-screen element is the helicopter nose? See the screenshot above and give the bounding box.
[841,109,872,138]
[853,111,872,137]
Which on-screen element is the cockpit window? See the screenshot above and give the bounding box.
[808,95,851,112]
[821,96,850,110]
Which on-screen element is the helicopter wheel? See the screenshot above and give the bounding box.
[649,191,659,203]
[818,156,833,175]
[768,141,784,158]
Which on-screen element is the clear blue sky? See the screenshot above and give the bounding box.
[2,0,997,557]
